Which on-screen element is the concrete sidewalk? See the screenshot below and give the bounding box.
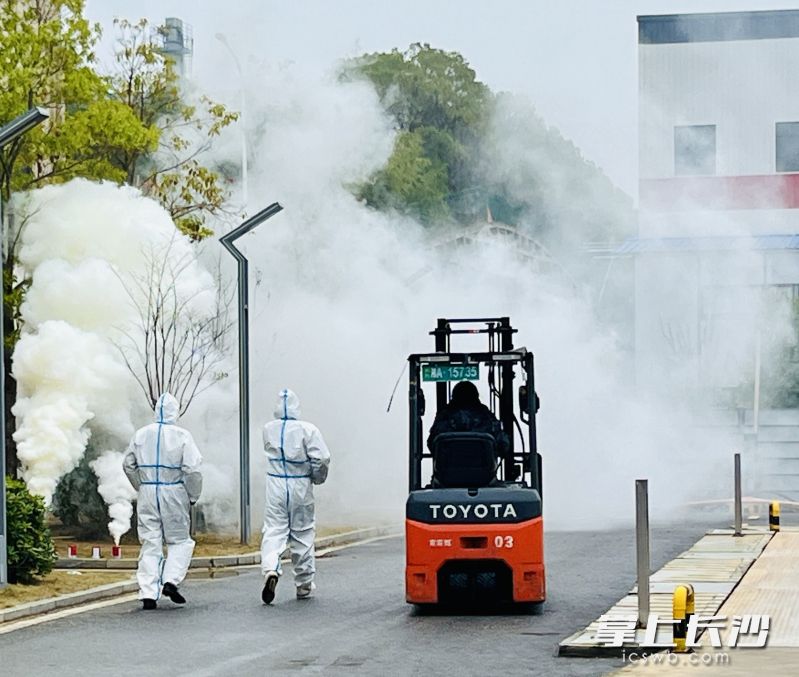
[559,530,772,656]
[610,531,799,675]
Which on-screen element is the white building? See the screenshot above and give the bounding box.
[634,10,799,396]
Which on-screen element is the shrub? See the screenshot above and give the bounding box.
[51,455,108,538]
[6,477,57,584]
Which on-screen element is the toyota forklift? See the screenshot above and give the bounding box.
[405,317,545,607]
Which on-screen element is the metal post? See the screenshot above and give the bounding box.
[408,361,419,493]
[636,479,650,628]
[0,107,49,588]
[220,202,283,545]
[734,452,743,537]
[753,331,762,435]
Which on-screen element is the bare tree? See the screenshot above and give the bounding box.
[112,238,234,414]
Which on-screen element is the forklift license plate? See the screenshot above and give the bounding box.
[422,364,480,382]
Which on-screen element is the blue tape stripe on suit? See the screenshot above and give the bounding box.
[268,457,307,465]
[280,390,291,530]
[155,396,165,598]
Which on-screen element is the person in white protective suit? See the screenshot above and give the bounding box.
[123,392,202,610]
[261,389,331,604]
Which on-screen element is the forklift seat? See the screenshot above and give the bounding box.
[431,432,499,488]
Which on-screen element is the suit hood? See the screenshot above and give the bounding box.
[274,389,301,420]
[155,393,179,424]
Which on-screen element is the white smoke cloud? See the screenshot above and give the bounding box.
[11,180,224,537]
[90,450,137,544]
[195,462,237,531]
[8,46,763,538]
[201,57,738,531]
[12,321,132,503]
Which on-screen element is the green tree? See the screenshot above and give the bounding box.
[0,0,152,475]
[109,19,238,240]
[6,476,57,583]
[344,44,490,225]
[0,2,238,474]
[350,43,490,135]
[347,43,634,251]
[357,130,450,223]
[0,1,157,203]
[51,454,110,539]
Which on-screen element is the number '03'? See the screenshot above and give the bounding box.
[493,536,514,548]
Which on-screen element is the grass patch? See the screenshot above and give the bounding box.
[0,571,132,609]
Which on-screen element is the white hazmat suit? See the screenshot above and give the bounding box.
[124,393,202,601]
[261,389,331,592]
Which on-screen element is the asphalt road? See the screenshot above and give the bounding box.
[0,522,712,677]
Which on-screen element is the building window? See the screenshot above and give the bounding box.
[674,125,716,176]
[776,122,799,172]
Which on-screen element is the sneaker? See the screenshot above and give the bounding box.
[162,582,186,604]
[142,599,157,610]
[262,571,279,604]
[296,582,315,599]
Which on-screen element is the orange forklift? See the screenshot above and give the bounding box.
[405,317,545,607]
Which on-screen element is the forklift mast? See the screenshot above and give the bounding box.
[409,317,539,494]
[432,318,517,477]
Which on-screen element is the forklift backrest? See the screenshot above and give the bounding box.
[431,432,498,488]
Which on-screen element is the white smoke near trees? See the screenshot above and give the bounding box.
[7,50,750,535]
[90,450,137,544]
[12,321,133,503]
[11,179,228,537]
[479,92,635,253]
[204,60,731,530]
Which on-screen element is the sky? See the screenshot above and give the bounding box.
[85,0,799,197]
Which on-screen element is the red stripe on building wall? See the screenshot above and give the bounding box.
[640,174,799,211]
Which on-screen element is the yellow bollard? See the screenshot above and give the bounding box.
[672,584,695,653]
[770,501,781,532]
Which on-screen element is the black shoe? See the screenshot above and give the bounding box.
[162,582,186,604]
[142,599,157,610]
[262,572,279,605]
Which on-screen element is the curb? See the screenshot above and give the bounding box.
[54,525,396,571]
[2,525,397,624]
[316,525,397,551]
[557,529,774,657]
[0,580,138,624]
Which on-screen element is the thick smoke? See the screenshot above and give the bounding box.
[12,320,133,503]
[197,59,733,530]
[11,40,769,535]
[11,180,226,538]
[90,450,137,544]
[479,93,634,254]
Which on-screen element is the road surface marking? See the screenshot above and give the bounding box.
[0,593,139,635]
[0,532,402,633]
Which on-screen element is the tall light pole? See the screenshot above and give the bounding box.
[220,202,283,544]
[0,107,49,588]
[215,33,248,209]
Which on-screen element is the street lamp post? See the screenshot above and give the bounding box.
[215,33,248,209]
[0,107,49,588]
[220,202,283,545]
